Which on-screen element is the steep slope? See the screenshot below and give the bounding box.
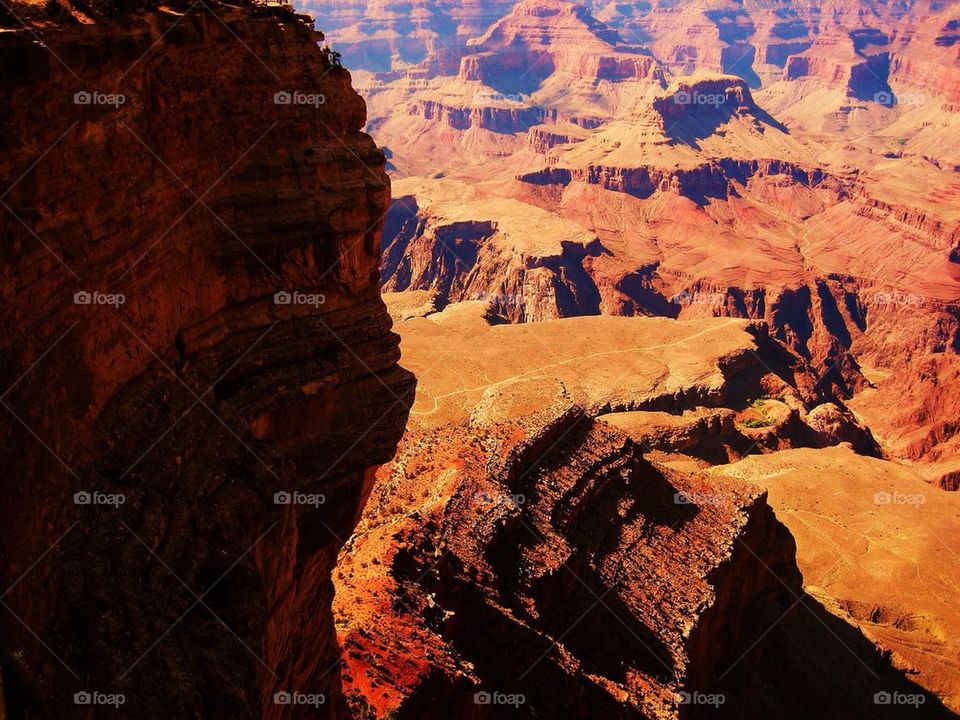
[462,0,664,91]
[0,5,412,718]
[333,296,954,719]
[712,446,960,712]
[336,412,803,719]
[380,179,607,321]
[293,0,517,72]
[350,0,674,177]
[376,68,960,484]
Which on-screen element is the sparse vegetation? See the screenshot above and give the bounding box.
[741,398,775,429]
[321,44,343,67]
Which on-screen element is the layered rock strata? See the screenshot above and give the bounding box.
[333,296,951,719]
[0,5,412,718]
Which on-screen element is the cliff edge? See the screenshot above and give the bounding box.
[0,4,413,718]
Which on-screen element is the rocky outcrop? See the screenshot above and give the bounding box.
[651,75,758,124]
[888,13,960,111]
[461,0,665,88]
[519,157,841,203]
[379,190,606,322]
[848,189,960,250]
[0,6,412,719]
[333,300,949,719]
[782,34,892,100]
[294,0,518,72]
[410,98,546,133]
[335,407,805,719]
[525,123,590,155]
[711,446,960,713]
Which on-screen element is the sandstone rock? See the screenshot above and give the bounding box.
[712,445,960,713]
[295,0,517,73]
[462,0,665,88]
[372,60,960,479]
[335,300,954,719]
[803,402,876,452]
[0,7,412,718]
[336,408,806,719]
[598,407,739,462]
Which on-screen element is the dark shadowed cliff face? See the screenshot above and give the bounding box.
[0,5,413,719]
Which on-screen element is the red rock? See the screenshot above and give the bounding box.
[0,6,412,718]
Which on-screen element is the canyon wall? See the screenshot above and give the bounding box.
[373,64,960,482]
[0,5,412,718]
[333,299,951,719]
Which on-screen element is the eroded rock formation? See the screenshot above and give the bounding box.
[373,61,960,485]
[333,295,953,719]
[336,408,803,719]
[0,5,412,718]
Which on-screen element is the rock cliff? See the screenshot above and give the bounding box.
[333,296,952,719]
[373,62,960,484]
[0,5,412,718]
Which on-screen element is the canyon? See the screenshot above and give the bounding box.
[360,0,960,490]
[1,0,958,719]
[333,295,959,718]
[325,0,960,717]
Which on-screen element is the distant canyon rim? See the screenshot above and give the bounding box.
[315,0,960,717]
